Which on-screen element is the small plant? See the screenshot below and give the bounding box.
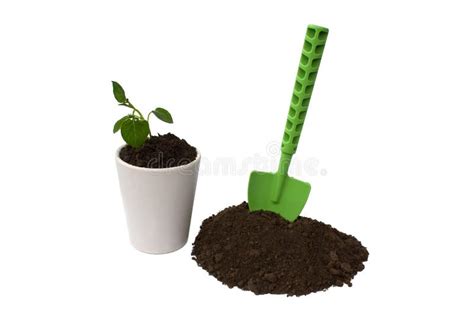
[112,81,173,148]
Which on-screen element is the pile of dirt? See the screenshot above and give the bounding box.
[119,133,197,168]
[192,202,369,296]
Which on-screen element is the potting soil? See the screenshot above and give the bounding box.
[192,202,369,296]
[119,133,197,168]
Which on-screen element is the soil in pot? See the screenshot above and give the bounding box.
[192,202,369,296]
[119,133,197,168]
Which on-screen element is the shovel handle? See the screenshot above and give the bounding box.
[281,25,328,155]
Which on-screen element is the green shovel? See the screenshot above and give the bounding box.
[248,24,328,222]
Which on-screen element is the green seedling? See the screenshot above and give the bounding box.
[112,81,173,148]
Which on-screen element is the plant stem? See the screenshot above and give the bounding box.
[127,100,145,120]
[146,111,152,137]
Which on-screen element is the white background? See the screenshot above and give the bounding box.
[1,0,473,315]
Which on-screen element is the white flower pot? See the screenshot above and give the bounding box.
[115,146,201,254]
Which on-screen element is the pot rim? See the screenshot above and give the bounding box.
[115,144,201,172]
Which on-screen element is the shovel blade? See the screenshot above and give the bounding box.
[248,171,311,222]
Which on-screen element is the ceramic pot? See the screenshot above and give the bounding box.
[116,146,200,254]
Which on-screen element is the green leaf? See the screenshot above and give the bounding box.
[152,107,173,124]
[120,118,150,148]
[112,81,127,103]
[113,115,133,133]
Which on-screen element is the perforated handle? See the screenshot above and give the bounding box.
[281,25,328,155]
